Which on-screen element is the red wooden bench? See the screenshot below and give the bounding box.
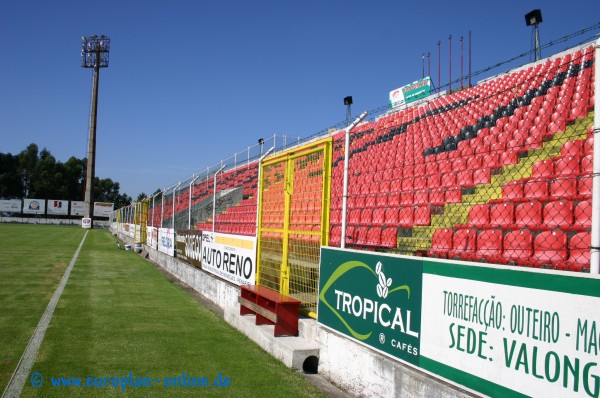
[239,285,301,337]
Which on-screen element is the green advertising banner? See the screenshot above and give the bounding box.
[319,248,600,398]
[319,248,422,365]
[389,76,432,109]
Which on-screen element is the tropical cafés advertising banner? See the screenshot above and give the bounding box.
[318,247,600,397]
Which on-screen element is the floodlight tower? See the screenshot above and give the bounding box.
[81,35,110,226]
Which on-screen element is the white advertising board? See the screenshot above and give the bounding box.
[146,226,158,249]
[47,200,69,215]
[158,228,175,256]
[93,202,114,217]
[200,231,257,286]
[70,201,84,216]
[23,199,45,214]
[0,199,22,213]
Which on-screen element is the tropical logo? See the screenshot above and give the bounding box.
[320,260,415,340]
[318,249,423,365]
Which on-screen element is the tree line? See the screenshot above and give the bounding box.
[0,143,132,209]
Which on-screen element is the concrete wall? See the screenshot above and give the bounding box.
[315,326,471,398]
[112,228,472,398]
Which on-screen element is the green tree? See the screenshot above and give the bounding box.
[0,152,22,197]
[1,143,131,208]
[93,177,132,209]
[17,143,39,197]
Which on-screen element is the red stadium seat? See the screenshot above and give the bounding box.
[398,207,414,227]
[490,203,515,228]
[501,150,519,166]
[550,177,578,200]
[524,178,549,201]
[473,167,491,185]
[372,207,386,226]
[581,155,593,175]
[355,226,369,246]
[329,225,342,247]
[456,170,474,187]
[429,187,446,206]
[445,186,463,204]
[502,230,533,264]
[380,227,397,248]
[356,207,371,224]
[578,176,592,199]
[482,153,501,168]
[573,200,592,231]
[474,229,503,263]
[414,189,429,205]
[384,207,399,226]
[400,191,414,206]
[555,156,580,176]
[560,140,585,158]
[460,204,490,229]
[348,209,361,226]
[566,232,591,271]
[501,180,524,202]
[514,201,543,229]
[428,228,454,258]
[532,159,555,178]
[448,228,477,260]
[542,200,574,230]
[531,230,568,268]
[413,206,431,226]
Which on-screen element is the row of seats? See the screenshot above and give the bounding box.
[429,228,590,272]
[499,175,592,202]
[458,200,591,231]
[330,225,397,248]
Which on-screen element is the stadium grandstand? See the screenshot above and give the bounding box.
[115,39,597,314]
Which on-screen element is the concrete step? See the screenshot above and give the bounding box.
[225,305,319,371]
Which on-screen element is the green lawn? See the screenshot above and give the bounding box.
[1,225,326,397]
[0,224,86,394]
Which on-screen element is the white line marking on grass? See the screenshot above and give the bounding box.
[2,230,89,398]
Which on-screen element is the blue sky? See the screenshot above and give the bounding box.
[1,1,599,199]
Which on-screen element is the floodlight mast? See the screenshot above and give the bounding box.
[81,35,110,227]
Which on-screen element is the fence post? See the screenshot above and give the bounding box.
[172,182,180,230]
[160,188,165,228]
[189,175,200,229]
[255,147,275,236]
[590,38,600,274]
[212,165,226,232]
[341,112,368,248]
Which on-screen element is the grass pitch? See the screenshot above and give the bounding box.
[1,224,326,397]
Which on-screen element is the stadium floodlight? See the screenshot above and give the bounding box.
[258,138,265,156]
[525,9,543,61]
[344,96,353,127]
[81,35,110,228]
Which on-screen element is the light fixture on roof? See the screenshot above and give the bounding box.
[344,96,353,127]
[258,138,265,156]
[525,9,543,61]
